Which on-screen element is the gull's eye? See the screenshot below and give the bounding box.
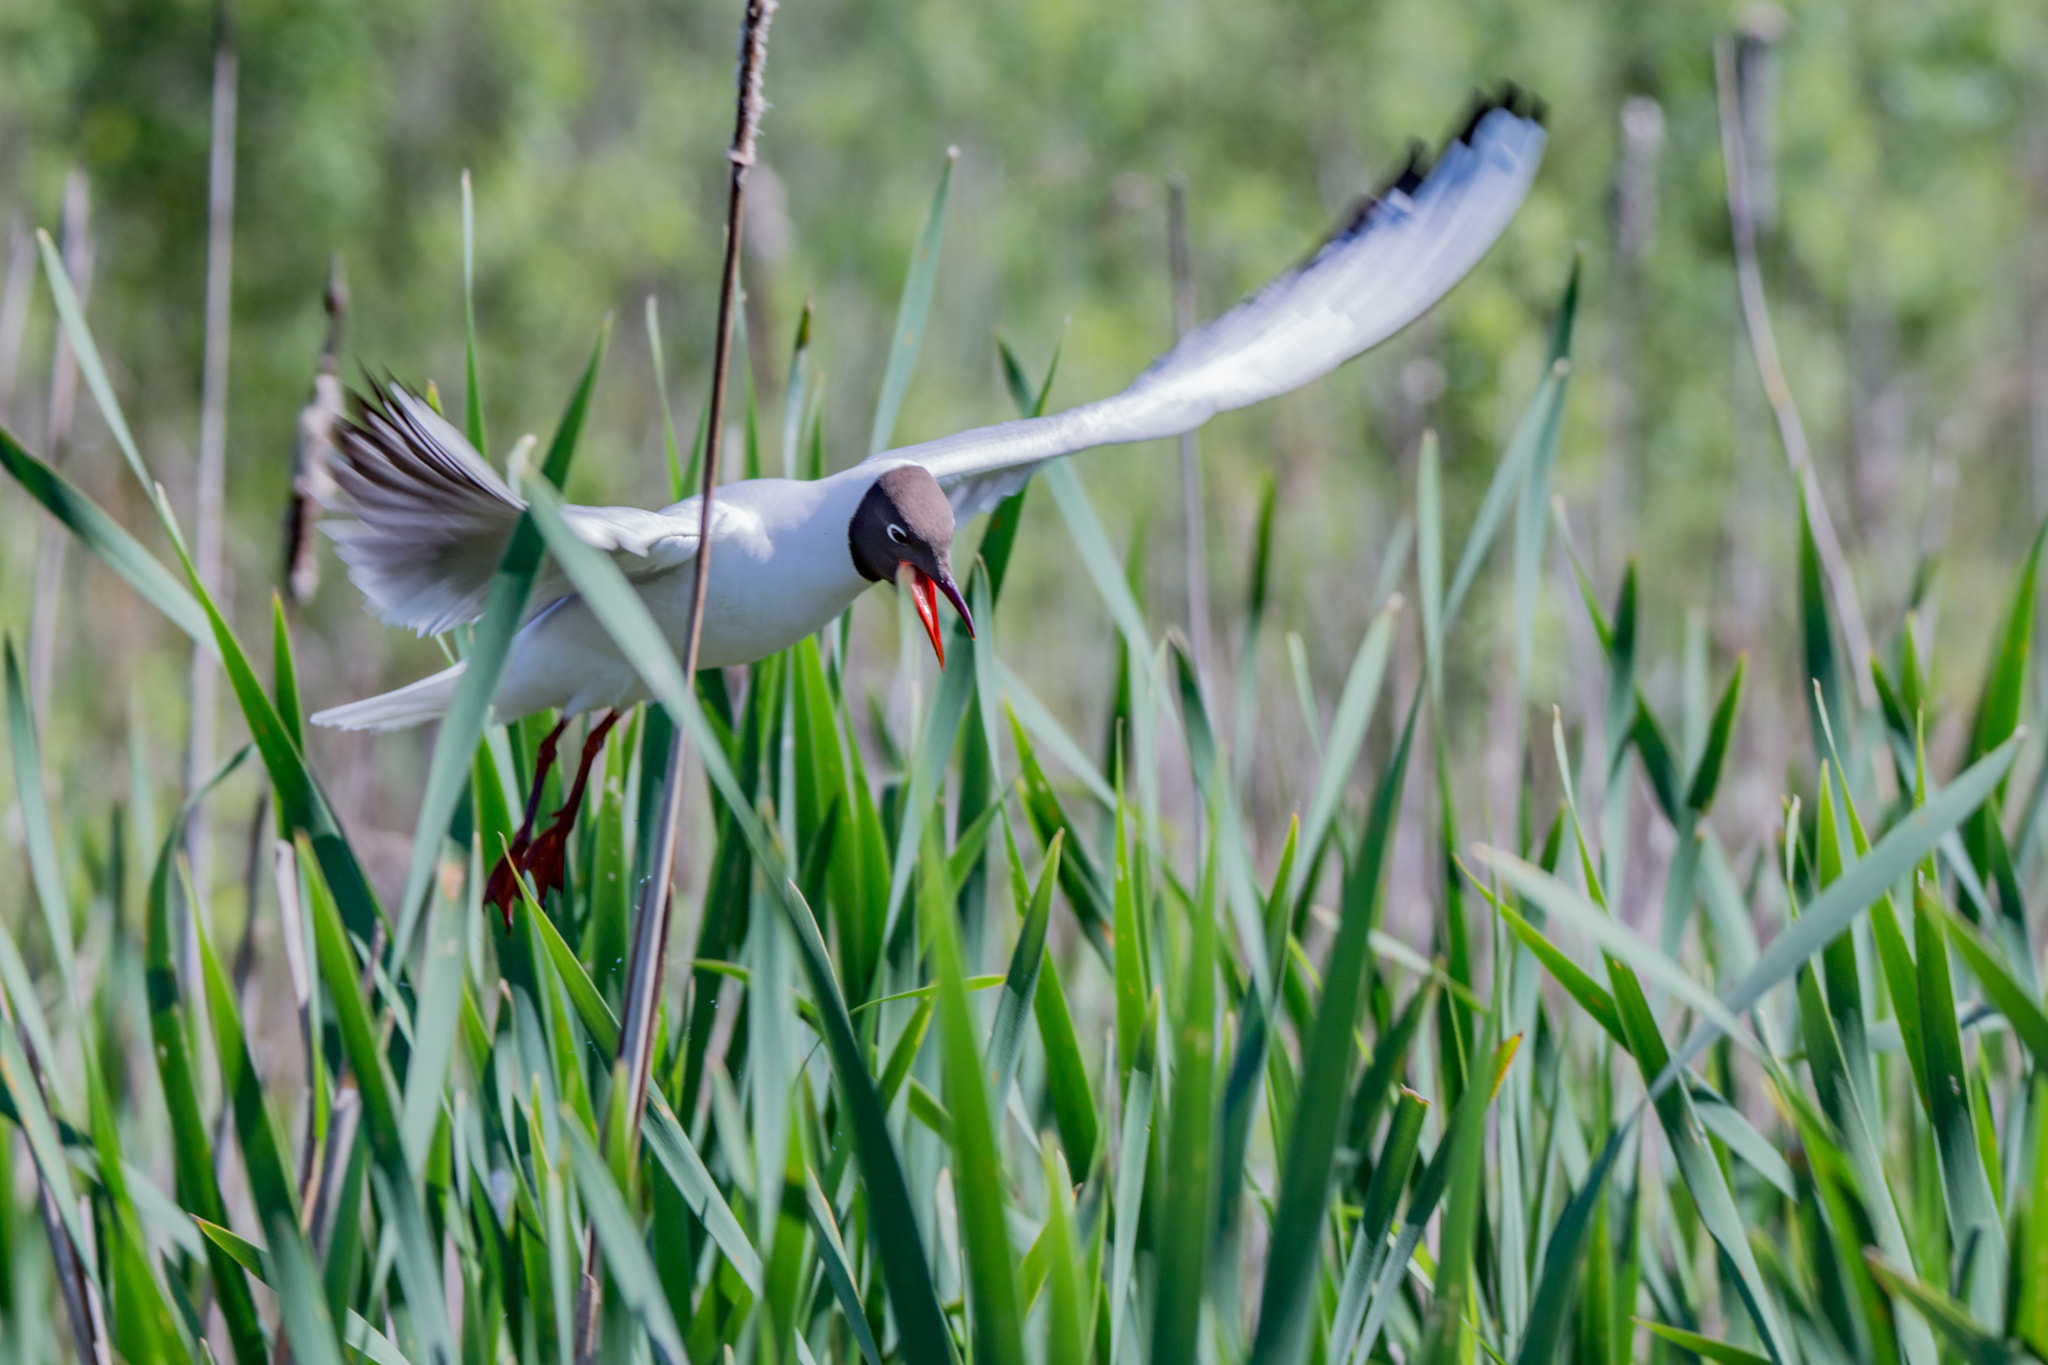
[887,523,909,546]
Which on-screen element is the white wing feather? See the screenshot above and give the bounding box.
[864,99,1546,518]
[322,383,700,634]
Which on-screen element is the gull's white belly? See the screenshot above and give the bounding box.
[492,479,870,718]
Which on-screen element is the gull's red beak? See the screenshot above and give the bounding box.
[898,563,974,668]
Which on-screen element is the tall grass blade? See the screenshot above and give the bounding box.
[869,147,956,455]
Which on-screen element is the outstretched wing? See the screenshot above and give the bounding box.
[863,93,1547,518]
[322,382,699,634]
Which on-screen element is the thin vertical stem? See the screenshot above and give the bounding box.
[579,2,776,1354]
[1714,38,1876,708]
[187,2,239,888]
[0,219,33,425]
[27,171,92,725]
[1169,174,1212,688]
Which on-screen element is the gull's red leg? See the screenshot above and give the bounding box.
[487,714,571,927]
[524,709,622,901]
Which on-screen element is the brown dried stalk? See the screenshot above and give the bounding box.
[576,1,777,1354]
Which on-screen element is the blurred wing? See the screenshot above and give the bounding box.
[323,382,699,634]
[864,95,1546,518]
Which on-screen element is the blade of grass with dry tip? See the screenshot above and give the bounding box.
[564,1119,687,1365]
[988,830,1061,1106]
[0,428,215,651]
[921,828,1026,1365]
[394,323,606,957]
[869,147,956,455]
[1249,695,1418,1365]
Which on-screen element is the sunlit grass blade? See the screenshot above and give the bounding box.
[0,427,215,652]
[921,829,1026,1365]
[1285,595,1397,907]
[869,146,956,455]
[1250,695,1417,1365]
[988,830,1061,1106]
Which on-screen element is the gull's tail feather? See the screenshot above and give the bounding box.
[312,662,467,732]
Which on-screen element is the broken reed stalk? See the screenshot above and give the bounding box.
[1714,38,1876,708]
[285,256,348,605]
[576,0,776,1352]
[187,0,239,892]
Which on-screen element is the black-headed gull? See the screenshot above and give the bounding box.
[313,92,1545,737]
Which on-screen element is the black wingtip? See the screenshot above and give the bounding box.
[1333,84,1546,242]
[1455,83,1548,146]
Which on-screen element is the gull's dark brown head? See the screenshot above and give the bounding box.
[849,465,974,666]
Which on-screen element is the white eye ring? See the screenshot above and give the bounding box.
[887,523,908,545]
